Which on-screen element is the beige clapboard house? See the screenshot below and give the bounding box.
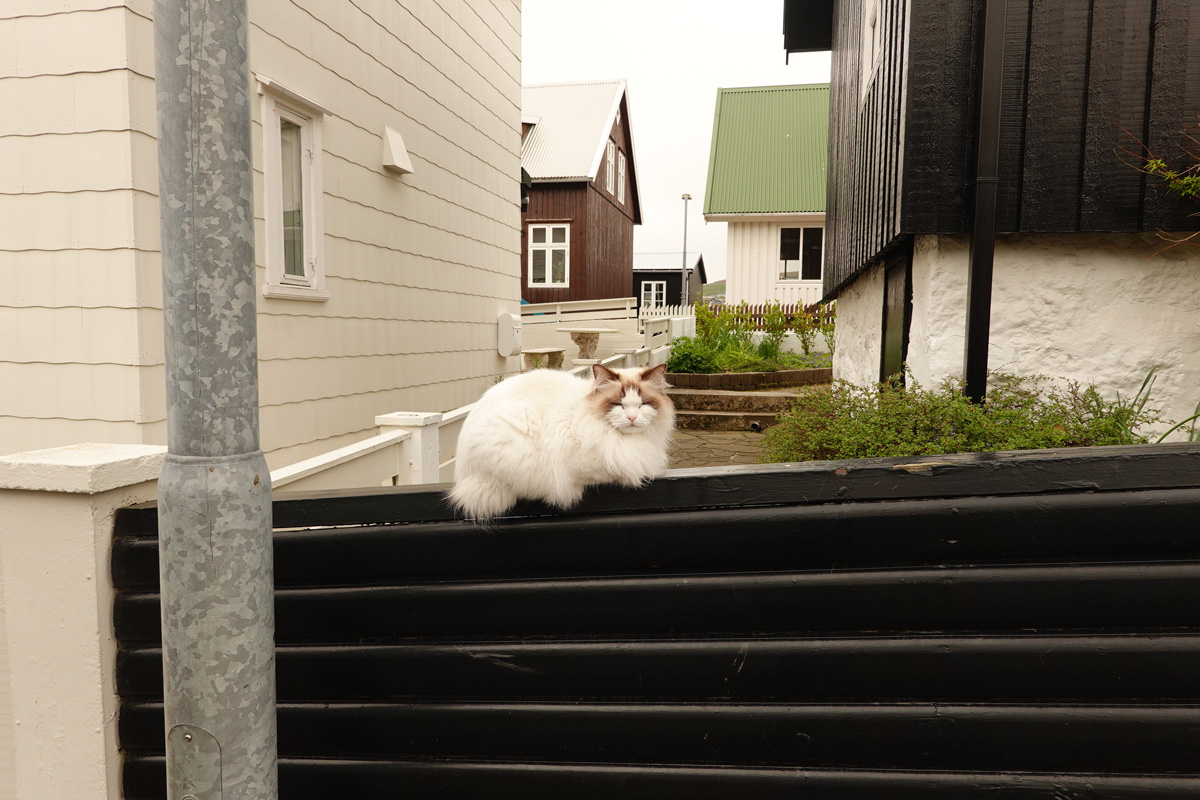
[0,0,522,467]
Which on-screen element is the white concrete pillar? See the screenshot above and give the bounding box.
[376,412,443,484]
[0,443,166,800]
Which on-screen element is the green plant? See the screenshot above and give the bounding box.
[792,306,818,356]
[1117,115,1200,252]
[758,302,790,360]
[816,301,837,358]
[759,371,1165,464]
[666,335,720,374]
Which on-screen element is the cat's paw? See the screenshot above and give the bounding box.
[449,475,516,521]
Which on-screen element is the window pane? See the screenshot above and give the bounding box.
[281,119,305,277]
[802,227,823,280]
[551,226,566,244]
[551,249,566,283]
[531,249,546,283]
[532,227,546,244]
[618,152,626,204]
[654,282,664,304]
[641,281,653,305]
[780,228,801,260]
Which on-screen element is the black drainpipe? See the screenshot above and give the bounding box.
[963,0,1007,403]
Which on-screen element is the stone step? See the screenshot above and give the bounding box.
[675,409,780,432]
[667,388,799,414]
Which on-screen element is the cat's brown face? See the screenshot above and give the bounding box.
[591,364,674,435]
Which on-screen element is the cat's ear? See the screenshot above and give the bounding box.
[592,364,621,388]
[640,363,670,389]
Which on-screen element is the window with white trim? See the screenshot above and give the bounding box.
[259,80,327,301]
[779,226,824,282]
[606,139,616,194]
[860,0,883,95]
[617,151,627,205]
[640,279,666,307]
[528,224,569,288]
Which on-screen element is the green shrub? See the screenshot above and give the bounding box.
[760,372,1163,463]
[666,336,720,374]
[672,301,835,374]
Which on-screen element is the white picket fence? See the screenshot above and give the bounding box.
[638,303,693,321]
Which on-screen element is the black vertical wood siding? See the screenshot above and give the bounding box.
[113,444,1200,797]
[825,0,1200,299]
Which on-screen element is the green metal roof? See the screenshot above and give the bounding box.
[703,84,829,216]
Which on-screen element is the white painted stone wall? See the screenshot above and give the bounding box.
[834,232,1200,440]
[831,259,885,388]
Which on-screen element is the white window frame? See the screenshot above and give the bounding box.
[258,76,328,301]
[617,151,627,205]
[777,225,824,283]
[605,139,616,194]
[640,279,666,307]
[860,0,883,97]
[528,223,570,288]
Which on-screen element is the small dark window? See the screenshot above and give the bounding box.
[779,228,802,280]
[801,227,823,280]
[880,242,913,383]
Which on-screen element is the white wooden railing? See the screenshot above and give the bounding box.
[270,334,676,493]
[521,296,638,324]
[638,303,693,321]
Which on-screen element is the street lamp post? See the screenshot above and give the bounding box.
[681,193,692,306]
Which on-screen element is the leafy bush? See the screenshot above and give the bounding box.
[760,372,1164,463]
[668,300,834,374]
[666,336,720,374]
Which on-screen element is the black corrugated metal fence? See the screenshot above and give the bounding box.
[113,444,1200,797]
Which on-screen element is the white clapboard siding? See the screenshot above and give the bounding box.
[725,218,826,308]
[0,5,162,456]
[1,0,523,461]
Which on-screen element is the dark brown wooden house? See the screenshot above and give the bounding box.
[520,80,643,303]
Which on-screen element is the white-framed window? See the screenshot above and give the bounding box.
[860,0,883,95]
[778,226,824,282]
[606,139,616,194]
[258,76,328,301]
[617,151,627,205]
[528,223,569,288]
[640,280,666,307]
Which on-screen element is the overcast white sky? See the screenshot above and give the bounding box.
[520,0,831,283]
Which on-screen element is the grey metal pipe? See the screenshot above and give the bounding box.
[153,0,278,797]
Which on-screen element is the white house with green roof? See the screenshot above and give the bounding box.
[703,84,829,308]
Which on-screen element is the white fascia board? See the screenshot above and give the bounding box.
[704,212,827,223]
[585,79,627,182]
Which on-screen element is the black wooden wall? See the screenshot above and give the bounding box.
[112,444,1200,798]
[825,0,1200,300]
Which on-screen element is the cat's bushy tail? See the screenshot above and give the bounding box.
[448,474,516,522]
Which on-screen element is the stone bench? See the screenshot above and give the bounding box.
[522,347,565,370]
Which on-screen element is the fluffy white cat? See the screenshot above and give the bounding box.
[449,363,676,521]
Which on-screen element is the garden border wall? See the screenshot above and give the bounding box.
[666,367,832,389]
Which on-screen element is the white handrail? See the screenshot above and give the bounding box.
[270,332,676,491]
[521,296,637,323]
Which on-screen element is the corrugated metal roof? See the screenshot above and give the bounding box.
[521,80,627,182]
[703,84,829,215]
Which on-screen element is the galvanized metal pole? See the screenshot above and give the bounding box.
[681,193,692,305]
[153,0,278,798]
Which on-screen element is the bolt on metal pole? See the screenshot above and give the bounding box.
[153,0,278,798]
